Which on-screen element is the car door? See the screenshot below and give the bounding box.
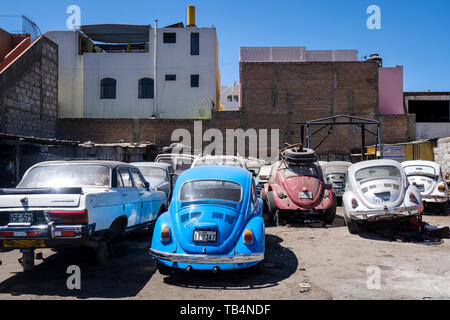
[130,168,154,224]
[117,167,141,228]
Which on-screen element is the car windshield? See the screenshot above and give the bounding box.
[18,165,111,188]
[284,165,318,178]
[180,180,242,203]
[355,166,401,182]
[324,165,350,175]
[404,165,437,178]
[136,167,166,180]
[193,158,244,168]
[157,156,193,175]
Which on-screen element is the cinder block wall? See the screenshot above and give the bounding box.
[0,36,58,138]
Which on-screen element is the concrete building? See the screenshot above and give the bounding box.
[404,92,450,139]
[220,83,239,111]
[44,6,220,120]
[379,66,404,115]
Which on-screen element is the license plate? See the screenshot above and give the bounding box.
[375,192,391,203]
[10,212,33,224]
[3,240,46,248]
[299,192,313,199]
[333,183,343,188]
[417,185,424,192]
[193,230,217,243]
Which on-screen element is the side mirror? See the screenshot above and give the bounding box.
[249,169,257,177]
[144,181,150,191]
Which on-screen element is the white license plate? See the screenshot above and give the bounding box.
[375,192,391,203]
[299,192,313,199]
[10,212,33,223]
[333,183,343,188]
[193,230,217,243]
[417,185,425,192]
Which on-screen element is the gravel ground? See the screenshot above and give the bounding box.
[0,208,448,300]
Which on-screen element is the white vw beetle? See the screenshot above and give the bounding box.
[343,159,424,234]
[402,160,448,215]
[0,161,167,271]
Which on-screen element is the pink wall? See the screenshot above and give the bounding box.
[379,66,404,115]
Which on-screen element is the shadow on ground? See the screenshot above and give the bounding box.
[162,234,298,290]
[0,230,156,299]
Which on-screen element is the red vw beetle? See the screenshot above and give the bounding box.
[263,145,337,225]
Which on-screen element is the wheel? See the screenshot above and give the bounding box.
[156,261,172,275]
[344,214,358,234]
[284,148,316,162]
[321,195,337,225]
[266,191,277,223]
[250,261,264,275]
[439,201,449,216]
[95,242,108,266]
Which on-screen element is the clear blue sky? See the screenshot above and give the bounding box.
[2,0,449,91]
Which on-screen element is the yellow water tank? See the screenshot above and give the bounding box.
[187,5,196,27]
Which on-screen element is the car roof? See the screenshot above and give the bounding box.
[319,161,352,169]
[348,159,403,176]
[30,160,133,170]
[156,154,197,159]
[401,160,441,171]
[131,162,172,169]
[176,165,252,186]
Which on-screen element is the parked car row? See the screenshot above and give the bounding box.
[0,152,447,273]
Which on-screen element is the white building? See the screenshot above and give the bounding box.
[220,83,240,111]
[44,7,220,119]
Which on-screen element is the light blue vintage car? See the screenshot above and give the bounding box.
[150,166,265,273]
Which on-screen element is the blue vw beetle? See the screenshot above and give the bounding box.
[150,166,265,273]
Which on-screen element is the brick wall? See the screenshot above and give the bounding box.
[0,36,58,139]
[57,61,415,158]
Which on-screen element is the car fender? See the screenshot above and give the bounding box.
[315,189,335,210]
[233,214,265,256]
[151,211,177,254]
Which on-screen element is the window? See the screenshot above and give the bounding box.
[165,74,176,81]
[408,100,450,122]
[100,78,116,99]
[355,166,401,182]
[234,95,239,102]
[180,180,242,203]
[118,168,134,188]
[131,169,145,189]
[227,95,232,102]
[191,32,199,55]
[191,74,199,87]
[284,165,319,178]
[138,78,154,99]
[163,33,176,43]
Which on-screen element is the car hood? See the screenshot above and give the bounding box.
[0,193,81,208]
[171,203,245,255]
[282,176,322,209]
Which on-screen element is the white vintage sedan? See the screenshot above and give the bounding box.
[0,160,167,271]
[402,160,448,215]
[343,159,424,234]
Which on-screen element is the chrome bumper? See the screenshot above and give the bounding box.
[422,195,448,203]
[150,248,264,264]
[0,224,88,240]
[349,205,423,221]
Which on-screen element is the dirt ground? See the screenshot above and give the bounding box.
[0,208,448,300]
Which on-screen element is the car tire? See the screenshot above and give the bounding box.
[156,261,172,275]
[439,201,449,216]
[321,195,337,225]
[267,191,277,223]
[284,148,317,162]
[250,261,264,275]
[344,214,358,234]
[95,242,108,266]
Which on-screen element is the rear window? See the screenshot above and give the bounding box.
[284,165,318,178]
[157,156,193,175]
[180,180,242,203]
[355,166,401,182]
[404,165,436,177]
[193,158,245,168]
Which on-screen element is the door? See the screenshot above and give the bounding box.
[117,167,141,228]
[130,168,154,224]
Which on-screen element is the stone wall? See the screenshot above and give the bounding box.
[435,137,450,174]
[0,36,58,139]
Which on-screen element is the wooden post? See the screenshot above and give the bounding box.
[15,139,20,185]
[361,124,366,161]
